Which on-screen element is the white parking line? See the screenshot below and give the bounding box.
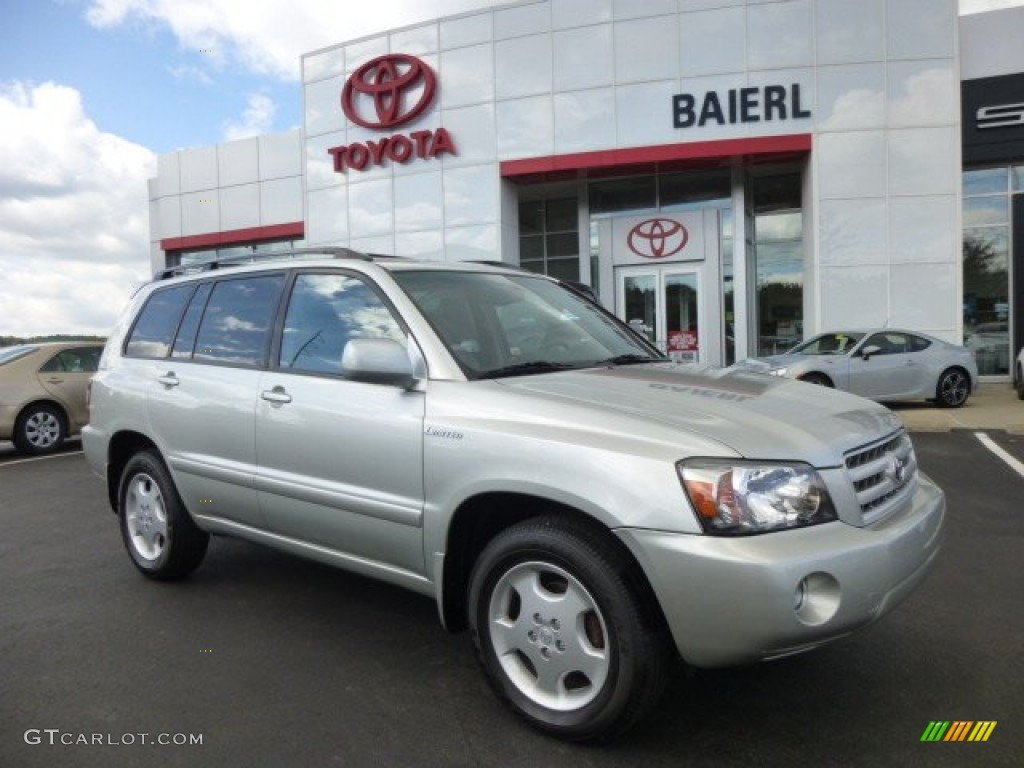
[0,450,83,468]
[975,432,1024,481]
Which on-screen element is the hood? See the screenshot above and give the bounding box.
[496,363,903,468]
[730,354,806,372]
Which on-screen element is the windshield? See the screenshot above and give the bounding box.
[0,345,39,367]
[789,332,865,356]
[392,270,664,378]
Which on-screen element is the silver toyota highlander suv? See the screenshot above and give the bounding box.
[84,250,945,741]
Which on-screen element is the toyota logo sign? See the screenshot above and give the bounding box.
[628,218,689,259]
[341,54,437,130]
[330,53,456,173]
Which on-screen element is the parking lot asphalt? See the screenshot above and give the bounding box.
[1,425,1022,767]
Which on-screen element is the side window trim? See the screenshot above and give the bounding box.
[170,281,214,360]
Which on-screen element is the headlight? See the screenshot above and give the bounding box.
[768,367,788,377]
[678,460,837,535]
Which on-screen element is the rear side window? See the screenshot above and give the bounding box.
[193,275,285,367]
[125,285,194,358]
[909,335,931,352]
[39,347,102,373]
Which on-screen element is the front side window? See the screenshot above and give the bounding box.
[125,285,195,358]
[791,332,864,356]
[279,273,405,376]
[193,275,285,367]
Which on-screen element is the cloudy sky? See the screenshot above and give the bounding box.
[0,0,1021,337]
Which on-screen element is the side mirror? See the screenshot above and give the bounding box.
[342,338,417,388]
[860,344,881,360]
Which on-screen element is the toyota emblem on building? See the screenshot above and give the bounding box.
[627,218,689,259]
[341,54,437,130]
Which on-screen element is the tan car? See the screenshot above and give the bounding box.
[0,342,104,454]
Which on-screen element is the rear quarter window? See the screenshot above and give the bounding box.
[125,285,195,358]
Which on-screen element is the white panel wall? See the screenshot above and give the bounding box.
[960,6,1024,80]
[148,130,304,254]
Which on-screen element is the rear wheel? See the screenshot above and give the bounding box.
[13,404,65,454]
[935,368,970,408]
[468,517,672,742]
[118,451,209,580]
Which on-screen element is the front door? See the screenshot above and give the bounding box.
[616,266,703,362]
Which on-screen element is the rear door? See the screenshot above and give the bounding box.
[141,274,286,529]
[254,270,426,575]
[37,346,102,431]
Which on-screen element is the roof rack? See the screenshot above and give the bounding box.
[154,246,380,281]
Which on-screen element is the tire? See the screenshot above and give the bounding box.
[800,372,833,388]
[1017,365,1024,401]
[118,451,209,580]
[13,403,66,454]
[935,367,970,408]
[468,516,672,742]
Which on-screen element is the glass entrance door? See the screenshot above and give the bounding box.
[617,267,702,362]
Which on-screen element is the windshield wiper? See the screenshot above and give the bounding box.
[478,361,577,379]
[598,353,664,366]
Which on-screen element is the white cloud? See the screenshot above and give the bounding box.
[84,0,508,81]
[0,81,154,337]
[223,92,277,141]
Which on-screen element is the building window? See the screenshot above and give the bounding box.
[519,198,579,281]
[167,237,307,268]
[753,172,803,357]
[962,165,1017,376]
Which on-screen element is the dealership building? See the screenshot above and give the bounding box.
[148,0,1024,375]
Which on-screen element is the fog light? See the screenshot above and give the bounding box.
[793,572,841,626]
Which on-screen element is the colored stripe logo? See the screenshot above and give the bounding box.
[921,721,997,742]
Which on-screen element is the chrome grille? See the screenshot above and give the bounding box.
[844,430,918,524]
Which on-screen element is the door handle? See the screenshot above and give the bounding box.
[156,372,179,387]
[261,387,292,405]
[45,377,64,383]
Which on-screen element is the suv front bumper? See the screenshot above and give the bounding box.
[616,473,945,668]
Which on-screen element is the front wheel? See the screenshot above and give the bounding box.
[118,451,209,580]
[1017,366,1024,401]
[468,517,672,742]
[935,368,970,408]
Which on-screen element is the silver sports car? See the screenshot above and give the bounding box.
[734,329,979,407]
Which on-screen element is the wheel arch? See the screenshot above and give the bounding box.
[106,430,161,514]
[940,364,973,387]
[439,492,666,635]
[797,371,834,387]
